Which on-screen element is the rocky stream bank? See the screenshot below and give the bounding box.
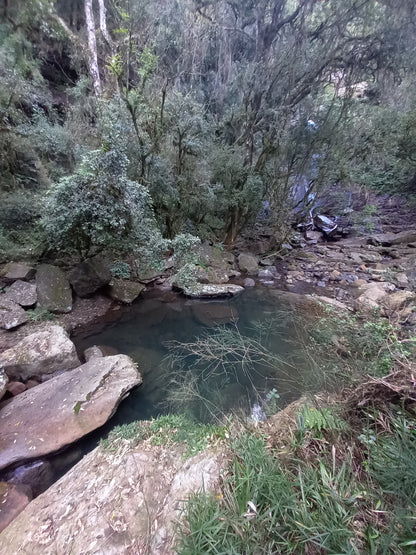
[0,193,416,552]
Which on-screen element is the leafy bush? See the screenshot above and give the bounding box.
[43,145,158,257]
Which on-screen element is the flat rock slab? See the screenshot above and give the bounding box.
[36,264,72,313]
[369,230,416,246]
[0,354,141,471]
[0,442,224,554]
[5,280,37,307]
[0,297,29,330]
[184,284,244,298]
[0,263,35,282]
[0,482,32,534]
[0,325,80,381]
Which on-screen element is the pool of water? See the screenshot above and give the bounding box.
[75,287,312,427]
[1,287,316,494]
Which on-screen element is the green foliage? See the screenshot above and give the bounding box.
[110,261,131,280]
[43,145,158,257]
[304,305,415,389]
[26,307,55,322]
[298,405,348,435]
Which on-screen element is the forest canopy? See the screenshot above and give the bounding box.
[0,0,415,259]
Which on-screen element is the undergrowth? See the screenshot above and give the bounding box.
[176,306,416,554]
[178,397,416,554]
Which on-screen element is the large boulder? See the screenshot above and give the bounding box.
[36,264,72,313]
[108,279,145,304]
[5,280,37,307]
[0,262,35,283]
[0,297,29,330]
[197,244,233,283]
[238,253,259,275]
[0,443,224,554]
[68,255,112,297]
[0,354,142,471]
[0,325,80,381]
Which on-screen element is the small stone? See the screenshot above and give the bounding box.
[316,281,326,287]
[352,279,368,288]
[305,230,323,242]
[6,381,27,396]
[329,270,341,281]
[243,278,255,287]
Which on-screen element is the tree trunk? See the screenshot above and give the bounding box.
[84,0,101,96]
[97,0,113,48]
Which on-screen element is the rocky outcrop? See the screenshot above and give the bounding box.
[0,354,141,471]
[0,325,80,381]
[68,255,112,297]
[0,263,35,283]
[369,230,416,246]
[108,279,145,303]
[0,482,32,534]
[0,443,224,554]
[36,264,72,313]
[5,280,37,307]
[238,252,259,275]
[383,290,415,312]
[0,297,29,330]
[5,460,54,497]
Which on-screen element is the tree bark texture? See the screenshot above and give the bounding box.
[84,0,102,96]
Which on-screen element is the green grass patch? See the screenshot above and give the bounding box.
[101,414,229,458]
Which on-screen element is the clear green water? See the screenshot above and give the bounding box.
[75,287,312,428]
[2,288,315,492]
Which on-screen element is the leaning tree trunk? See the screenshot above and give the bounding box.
[84,0,101,96]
